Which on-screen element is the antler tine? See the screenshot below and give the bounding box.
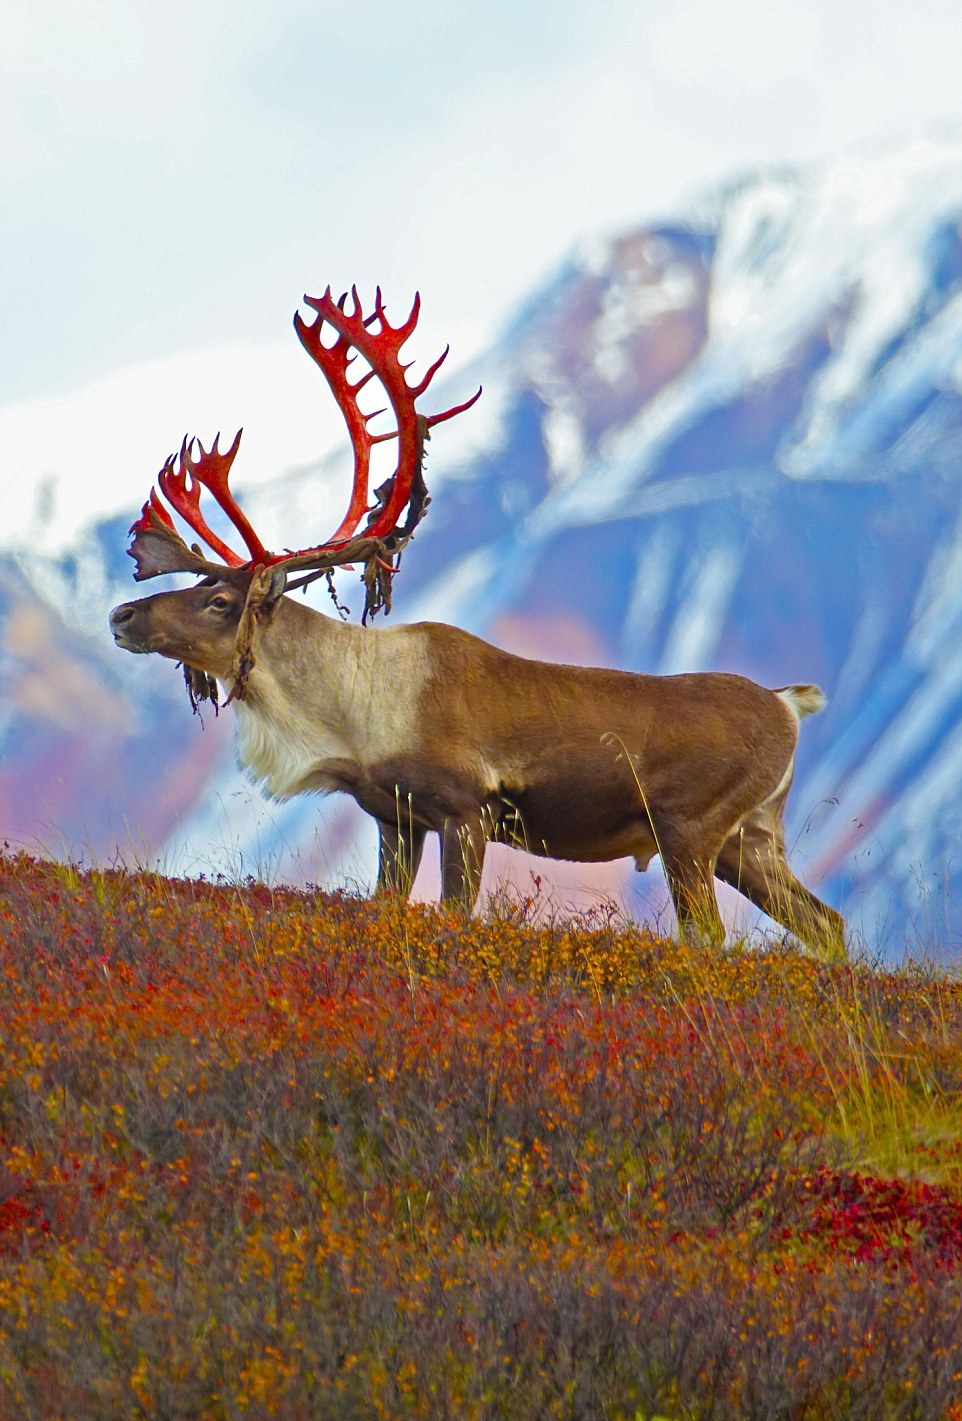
[389,289,421,348]
[144,482,175,531]
[426,383,483,430]
[410,343,448,398]
[368,287,421,350]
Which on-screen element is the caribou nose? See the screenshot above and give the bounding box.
[109,603,146,650]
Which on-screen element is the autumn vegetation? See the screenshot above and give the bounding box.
[2,851,962,1418]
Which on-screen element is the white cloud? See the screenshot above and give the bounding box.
[4,0,962,542]
[0,344,344,554]
[649,0,823,89]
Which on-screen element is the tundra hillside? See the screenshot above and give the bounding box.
[2,852,962,1419]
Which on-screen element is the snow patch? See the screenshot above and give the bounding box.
[593,263,698,382]
[660,543,741,674]
[541,402,586,487]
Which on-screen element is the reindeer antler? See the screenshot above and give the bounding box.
[128,286,481,619]
[293,286,480,547]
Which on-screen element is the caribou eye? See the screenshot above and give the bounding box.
[207,594,233,613]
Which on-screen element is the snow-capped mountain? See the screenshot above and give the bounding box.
[5,133,962,956]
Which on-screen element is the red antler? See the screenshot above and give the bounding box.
[290,290,377,546]
[293,286,481,549]
[127,286,481,611]
[129,430,263,569]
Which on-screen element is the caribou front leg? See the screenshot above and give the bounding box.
[659,835,725,945]
[440,816,488,911]
[376,820,427,897]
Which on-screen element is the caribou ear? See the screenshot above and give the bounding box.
[248,564,288,621]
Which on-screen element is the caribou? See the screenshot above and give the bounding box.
[109,286,845,956]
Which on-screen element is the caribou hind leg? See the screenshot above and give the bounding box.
[377,819,427,897]
[440,816,488,911]
[715,813,846,960]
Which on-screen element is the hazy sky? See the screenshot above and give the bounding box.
[4,0,962,530]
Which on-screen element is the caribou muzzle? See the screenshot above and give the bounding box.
[109,601,152,653]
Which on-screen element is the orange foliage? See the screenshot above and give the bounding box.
[0,852,961,1417]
